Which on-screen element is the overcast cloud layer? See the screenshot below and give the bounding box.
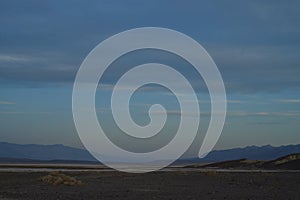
[0,0,300,93]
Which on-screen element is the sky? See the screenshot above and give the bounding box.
[0,0,300,157]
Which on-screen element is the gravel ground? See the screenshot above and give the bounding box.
[0,171,299,200]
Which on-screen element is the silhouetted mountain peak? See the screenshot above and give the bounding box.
[0,142,96,162]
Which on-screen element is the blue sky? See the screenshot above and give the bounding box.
[0,0,300,157]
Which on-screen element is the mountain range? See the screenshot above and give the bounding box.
[0,142,299,164]
[0,142,96,162]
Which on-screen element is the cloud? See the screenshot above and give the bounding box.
[0,111,52,115]
[0,54,42,63]
[277,99,300,103]
[98,83,162,92]
[0,0,299,94]
[151,110,300,118]
[150,109,199,117]
[0,55,28,62]
[227,111,300,117]
[0,101,16,105]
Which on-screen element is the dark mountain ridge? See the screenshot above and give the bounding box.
[0,142,96,162]
[0,142,299,165]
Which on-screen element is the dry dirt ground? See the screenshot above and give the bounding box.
[0,171,299,200]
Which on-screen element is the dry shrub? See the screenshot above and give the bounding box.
[204,170,218,176]
[40,171,82,186]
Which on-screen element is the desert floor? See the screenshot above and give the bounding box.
[0,170,299,200]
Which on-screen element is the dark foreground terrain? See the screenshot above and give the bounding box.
[0,171,299,200]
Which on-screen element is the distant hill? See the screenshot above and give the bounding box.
[262,153,300,170]
[201,144,300,162]
[0,142,97,162]
[186,153,300,170]
[173,144,300,165]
